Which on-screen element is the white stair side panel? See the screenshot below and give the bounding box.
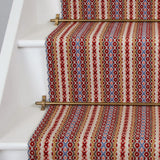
[0,0,25,104]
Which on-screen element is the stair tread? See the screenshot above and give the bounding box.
[0,106,46,150]
[17,23,57,48]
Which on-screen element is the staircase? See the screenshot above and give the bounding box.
[0,0,59,159]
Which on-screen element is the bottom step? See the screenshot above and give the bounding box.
[0,106,46,160]
[0,150,27,160]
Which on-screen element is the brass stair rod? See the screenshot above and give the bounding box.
[36,96,160,110]
[51,14,160,25]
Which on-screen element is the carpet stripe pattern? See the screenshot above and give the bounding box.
[61,0,160,20]
[28,22,160,159]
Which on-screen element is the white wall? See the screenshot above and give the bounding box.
[0,0,13,51]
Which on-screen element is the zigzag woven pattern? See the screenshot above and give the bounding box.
[28,22,160,159]
[61,0,160,20]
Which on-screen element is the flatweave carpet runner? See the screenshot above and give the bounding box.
[61,0,160,20]
[28,0,160,159]
[28,22,160,159]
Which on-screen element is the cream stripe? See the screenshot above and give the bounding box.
[70,0,74,19]
[155,0,158,19]
[56,23,74,101]
[89,23,102,102]
[86,106,101,159]
[78,106,94,159]
[104,0,108,19]
[126,0,130,19]
[96,23,106,101]
[99,0,102,19]
[40,106,66,160]
[76,1,80,19]
[154,23,159,103]
[121,23,129,102]
[124,106,133,159]
[155,106,159,159]
[132,0,136,19]
[116,106,126,159]
[129,23,135,102]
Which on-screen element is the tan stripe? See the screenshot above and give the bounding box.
[96,0,100,19]
[67,0,71,19]
[152,0,155,19]
[124,0,127,19]
[108,0,111,19]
